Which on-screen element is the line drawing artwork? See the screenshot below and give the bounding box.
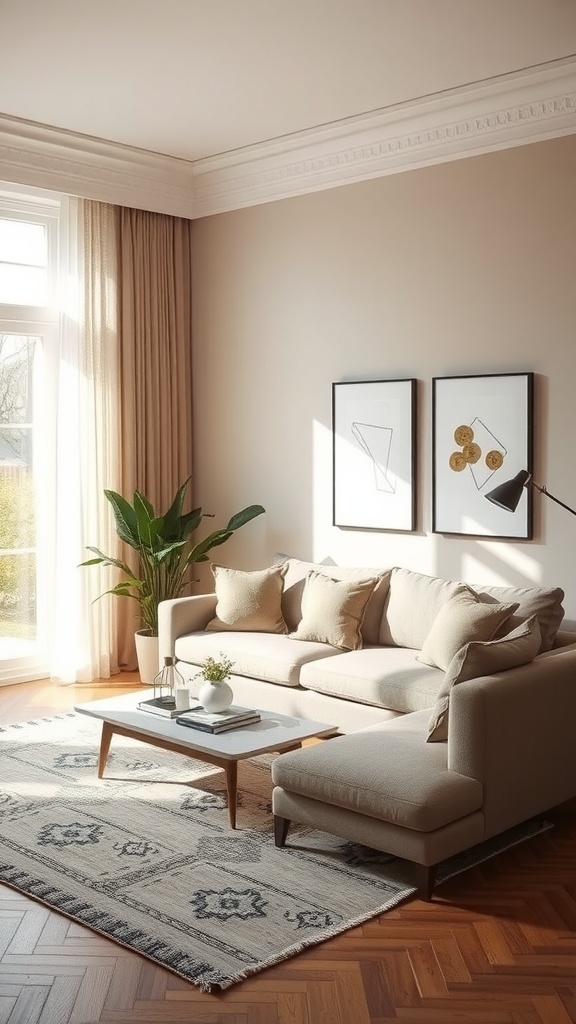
[449,416,508,492]
[351,421,396,494]
[333,377,416,532]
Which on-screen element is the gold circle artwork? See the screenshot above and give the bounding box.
[485,450,504,470]
[449,451,467,472]
[463,442,481,464]
[454,424,473,446]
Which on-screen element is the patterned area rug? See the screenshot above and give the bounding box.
[0,713,551,992]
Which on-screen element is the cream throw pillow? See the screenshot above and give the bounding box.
[426,615,542,742]
[206,563,288,633]
[274,553,391,644]
[289,570,378,650]
[417,587,519,671]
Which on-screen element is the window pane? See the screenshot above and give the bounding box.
[0,219,46,266]
[0,335,36,426]
[0,264,48,305]
[0,428,32,466]
[0,469,35,550]
[0,552,36,640]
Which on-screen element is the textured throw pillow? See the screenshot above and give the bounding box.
[289,570,379,651]
[206,563,288,633]
[274,553,391,644]
[426,615,542,742]
[471,582,565,653]
[417,587,519,671]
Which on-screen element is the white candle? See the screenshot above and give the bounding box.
[175,687,190,712]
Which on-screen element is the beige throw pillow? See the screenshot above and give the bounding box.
[471,582,565,653]
[274,553,391,644]
[426,615,542,742]
[289,570,378,650]
[417,587,519,671]
[206,563,288,633]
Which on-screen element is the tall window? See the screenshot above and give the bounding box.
[0,188,59,681]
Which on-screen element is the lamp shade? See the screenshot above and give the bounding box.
[485,470,532,512]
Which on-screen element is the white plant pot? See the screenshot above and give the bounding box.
[198,679,234,713]
[134,629,160,685]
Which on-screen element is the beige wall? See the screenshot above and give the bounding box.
[191,135,576,624]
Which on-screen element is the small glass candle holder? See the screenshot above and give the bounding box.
[153,656,184,708]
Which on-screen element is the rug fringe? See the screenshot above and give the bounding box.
[211,886,416,991]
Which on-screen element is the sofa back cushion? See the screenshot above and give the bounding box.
[275,555,391,645]
[472,582,564,653]
[378,568,463,649]
[378,566,564,654]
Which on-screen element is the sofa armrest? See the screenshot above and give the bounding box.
[447,647,576,835]
[158,594,217,659]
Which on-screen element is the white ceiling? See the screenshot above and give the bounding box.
[2,0,576,163]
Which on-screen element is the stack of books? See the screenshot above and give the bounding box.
[138,696,180,719]
[176,704,261,734]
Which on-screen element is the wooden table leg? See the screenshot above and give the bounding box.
[225,760,238,829]
[98,722,114,778]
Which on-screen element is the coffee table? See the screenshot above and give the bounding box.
[74,690,337,829]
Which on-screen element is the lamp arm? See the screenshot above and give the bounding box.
[532,483,576,517]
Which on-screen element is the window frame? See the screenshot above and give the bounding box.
[0,186,61,684]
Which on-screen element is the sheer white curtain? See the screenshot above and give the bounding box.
[42,196,121,682]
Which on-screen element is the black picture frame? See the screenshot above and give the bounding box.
[432,371,534,539]
[332,378,417,532]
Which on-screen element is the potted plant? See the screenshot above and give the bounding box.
[80,477,264,681]
[194,654,235,712]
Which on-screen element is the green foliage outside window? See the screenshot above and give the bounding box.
[0,472,36,635]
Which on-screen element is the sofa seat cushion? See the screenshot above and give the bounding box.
[299,646,444,713]
[174,631,339,688]
[271,711,483,832]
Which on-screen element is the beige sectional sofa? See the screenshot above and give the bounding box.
[158,556,576,897]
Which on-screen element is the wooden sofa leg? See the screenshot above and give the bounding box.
[274,815,290,847]
[414,863,437,901]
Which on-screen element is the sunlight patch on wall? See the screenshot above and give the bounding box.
[463,542,541,588]
[312,417,334,561]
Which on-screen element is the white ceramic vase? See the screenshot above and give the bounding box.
[198,678,234,713]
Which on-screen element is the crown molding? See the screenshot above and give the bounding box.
[1,56,575,219]
[0,115,197,218]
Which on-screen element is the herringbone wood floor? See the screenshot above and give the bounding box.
[0,678,575,1024]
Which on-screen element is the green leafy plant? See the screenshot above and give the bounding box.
[80,477,264,636]
[194,654,234,683]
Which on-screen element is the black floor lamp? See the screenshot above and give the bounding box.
[485,470,576,518]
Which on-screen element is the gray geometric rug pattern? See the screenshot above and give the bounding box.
[0,714,552,992]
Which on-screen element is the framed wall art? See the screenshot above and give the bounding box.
[332,378,417,532]
[432,372,534,539]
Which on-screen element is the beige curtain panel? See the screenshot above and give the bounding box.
[115,207,194,668]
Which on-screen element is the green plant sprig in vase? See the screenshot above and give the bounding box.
[195,654,235,684]
[195,654,236,713]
